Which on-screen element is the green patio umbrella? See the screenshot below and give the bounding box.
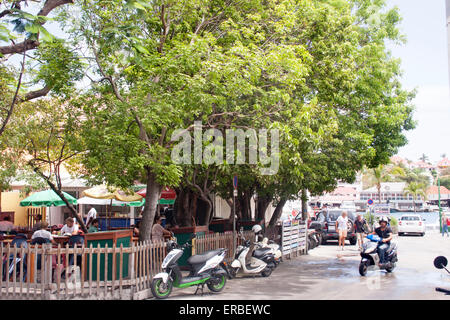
[20,189,77,207]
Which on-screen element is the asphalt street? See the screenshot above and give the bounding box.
[160,230,450,300]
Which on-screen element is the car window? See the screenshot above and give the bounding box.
[317,213,325,223]
[327,211,342,221]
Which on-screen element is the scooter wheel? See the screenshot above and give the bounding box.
[229,267,238,278]
[261,267,273,277]
[207,274,227,292]
[151,278,173,299]
[385,264,395,273]
[359,261,369,276]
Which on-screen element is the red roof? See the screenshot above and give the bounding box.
[437,158,450,168]
[427,186,450,195]
[331,186,357,196]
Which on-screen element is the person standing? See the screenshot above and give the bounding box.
[442,213,449,237]
[336,211,349,251]
[354,214,367,250]
[85,205,97,228]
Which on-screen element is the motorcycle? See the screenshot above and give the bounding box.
[229,232,276,278]
[307,229,321,250]
[433,256,450,295]
[151,235,229,299]
[359,234,398,276]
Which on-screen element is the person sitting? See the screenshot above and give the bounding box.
[88,219,100,233]
[151,215,172,242]
[31,221,56,245]
[0,216,15,233]
[59,218,79,236]
[369,216,393,268]
[133,221,140,237]
[32,214,43,232]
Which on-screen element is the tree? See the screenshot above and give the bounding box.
[419,154,429,163]
[403,182,427,212]
[363,164,406,203]
[0,0,76,137]
[8,98,88,232]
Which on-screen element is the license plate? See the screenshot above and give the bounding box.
[328,226,335,231]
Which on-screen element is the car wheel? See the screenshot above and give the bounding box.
[421,232,425,237]
[349,238,357,245]
[321,237,327,245]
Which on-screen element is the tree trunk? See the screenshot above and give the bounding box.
[201,197,213,227]
[269,199,287,227]
[377,183,381,204]
[301,189,308,220]
[139,170,161,242]
[257,197,271,222]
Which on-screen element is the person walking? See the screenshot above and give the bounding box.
[336,211,349,251]
[354,214,367,250]
[442,213,449,237]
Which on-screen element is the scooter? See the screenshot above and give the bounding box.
[254,235,282,267]
[433,256,450,295]
[151,236,229,299]
[359,234,398,276]
[229,232,276,278]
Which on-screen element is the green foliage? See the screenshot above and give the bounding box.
[440,177,450,190]
[32,39,84,97]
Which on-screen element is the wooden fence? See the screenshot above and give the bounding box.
[1,228,307,300]
[27,208,46,229]
[193,230,254,262]
[0,240,166,300]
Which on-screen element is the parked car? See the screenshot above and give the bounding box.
[309,209,357,245]
[398,214,426,236]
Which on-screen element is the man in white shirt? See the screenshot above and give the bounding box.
[60,217,79,235]
[85,205,97,228]
[31,221,56,244]
[335,211,349,251]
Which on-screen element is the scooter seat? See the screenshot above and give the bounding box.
[188,249,222,265]
[253,248,271,258]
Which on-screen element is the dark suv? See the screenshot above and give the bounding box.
[309,209,357,245]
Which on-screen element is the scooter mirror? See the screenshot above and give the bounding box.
[434,256,448,269]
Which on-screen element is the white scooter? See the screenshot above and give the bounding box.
[255,235,282,267]
[229,231,275,278]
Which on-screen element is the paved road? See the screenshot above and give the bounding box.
[160,231,450,300]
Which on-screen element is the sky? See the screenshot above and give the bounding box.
[387,0,450,164]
